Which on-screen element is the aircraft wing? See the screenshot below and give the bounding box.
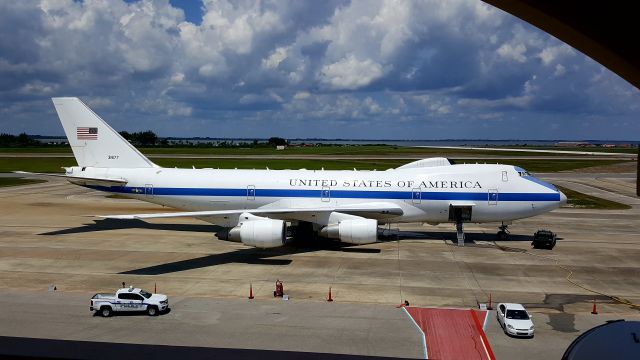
[13,171,128,187]
[98,202,404,224]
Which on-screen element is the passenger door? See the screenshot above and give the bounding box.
[116,293,129,311]
[411,188,421,204]
[247,185,256,201]
[117,293,143,311]
[488,189,498,205]
[497,304,506,327]
[129,294,145,311]
[321,186,330,202]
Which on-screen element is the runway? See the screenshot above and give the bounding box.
[0,167,639,359]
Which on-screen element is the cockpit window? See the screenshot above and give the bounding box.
[518,170,531,177]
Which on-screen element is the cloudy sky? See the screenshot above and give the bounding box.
[1,0,638,140]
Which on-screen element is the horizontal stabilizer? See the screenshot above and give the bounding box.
[14,171,127,187]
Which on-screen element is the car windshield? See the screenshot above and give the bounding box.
[506,309,529,320]
[139,290,152,299]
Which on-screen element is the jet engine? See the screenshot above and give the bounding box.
[319,219,378,245]
[227,218,286,248]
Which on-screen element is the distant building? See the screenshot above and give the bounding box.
[276,145,286,150]
[555,141,591,147]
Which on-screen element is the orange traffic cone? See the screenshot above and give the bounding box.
[249,283,254,300]
[327,287,333,302]
[487,293,493,310]
[154,282,157,293]
[591,299,598,314]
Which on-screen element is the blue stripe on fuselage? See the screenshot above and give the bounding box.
[86,186,561,202]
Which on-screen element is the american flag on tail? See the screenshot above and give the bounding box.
[77,127,98,140]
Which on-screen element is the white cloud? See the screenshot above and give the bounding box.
[458,95,533,110]
[262,47,288,69]
[19,82,57,95]
[170,72,185,84]
[85,97,113,108]
[199,62,226,77]
[538,44,574,65]
[319,55,384,90]
[293,91,311,100]
[497,43,527,63]
[363,96,382,114]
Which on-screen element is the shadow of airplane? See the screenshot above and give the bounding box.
[120,249,293,275]
[379,230,533,244]
[119,239,382,275]
[120,231,534,275]
[39,218,224,236]
[40,218,536,275]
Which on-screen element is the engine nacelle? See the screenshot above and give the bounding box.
[320,219,378,245]
[228,219,286,248]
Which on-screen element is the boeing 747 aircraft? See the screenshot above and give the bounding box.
[22,97,566,248]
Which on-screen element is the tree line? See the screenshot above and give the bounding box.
[0,133,41,147]
[0,130,289,148]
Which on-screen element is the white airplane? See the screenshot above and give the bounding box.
[23,97,567,248]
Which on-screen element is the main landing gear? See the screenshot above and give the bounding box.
[497,223,510,241]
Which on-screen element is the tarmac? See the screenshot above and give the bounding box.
[0,167,639,359]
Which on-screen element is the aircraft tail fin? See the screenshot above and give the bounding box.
[52,97,158,168]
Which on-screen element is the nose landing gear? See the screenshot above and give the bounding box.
[497,223,510,241]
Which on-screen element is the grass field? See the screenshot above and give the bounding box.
[0,177,47,188]
[0,158,78,173]
[0,156,629,173]
[556,185,631,210]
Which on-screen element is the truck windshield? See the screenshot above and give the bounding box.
[139,290,152,299]
[506,309,530,320]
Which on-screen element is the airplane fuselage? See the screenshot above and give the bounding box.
[70,162,562,228]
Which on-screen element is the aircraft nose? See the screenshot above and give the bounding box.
[559,191,567,206]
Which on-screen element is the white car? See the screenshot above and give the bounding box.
[91,286,169,317]
[496,303,534,337]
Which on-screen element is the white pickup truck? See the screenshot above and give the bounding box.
[90,287,169,317]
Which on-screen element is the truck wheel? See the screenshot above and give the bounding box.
[100,306,112,317]
[147,306,158,316]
